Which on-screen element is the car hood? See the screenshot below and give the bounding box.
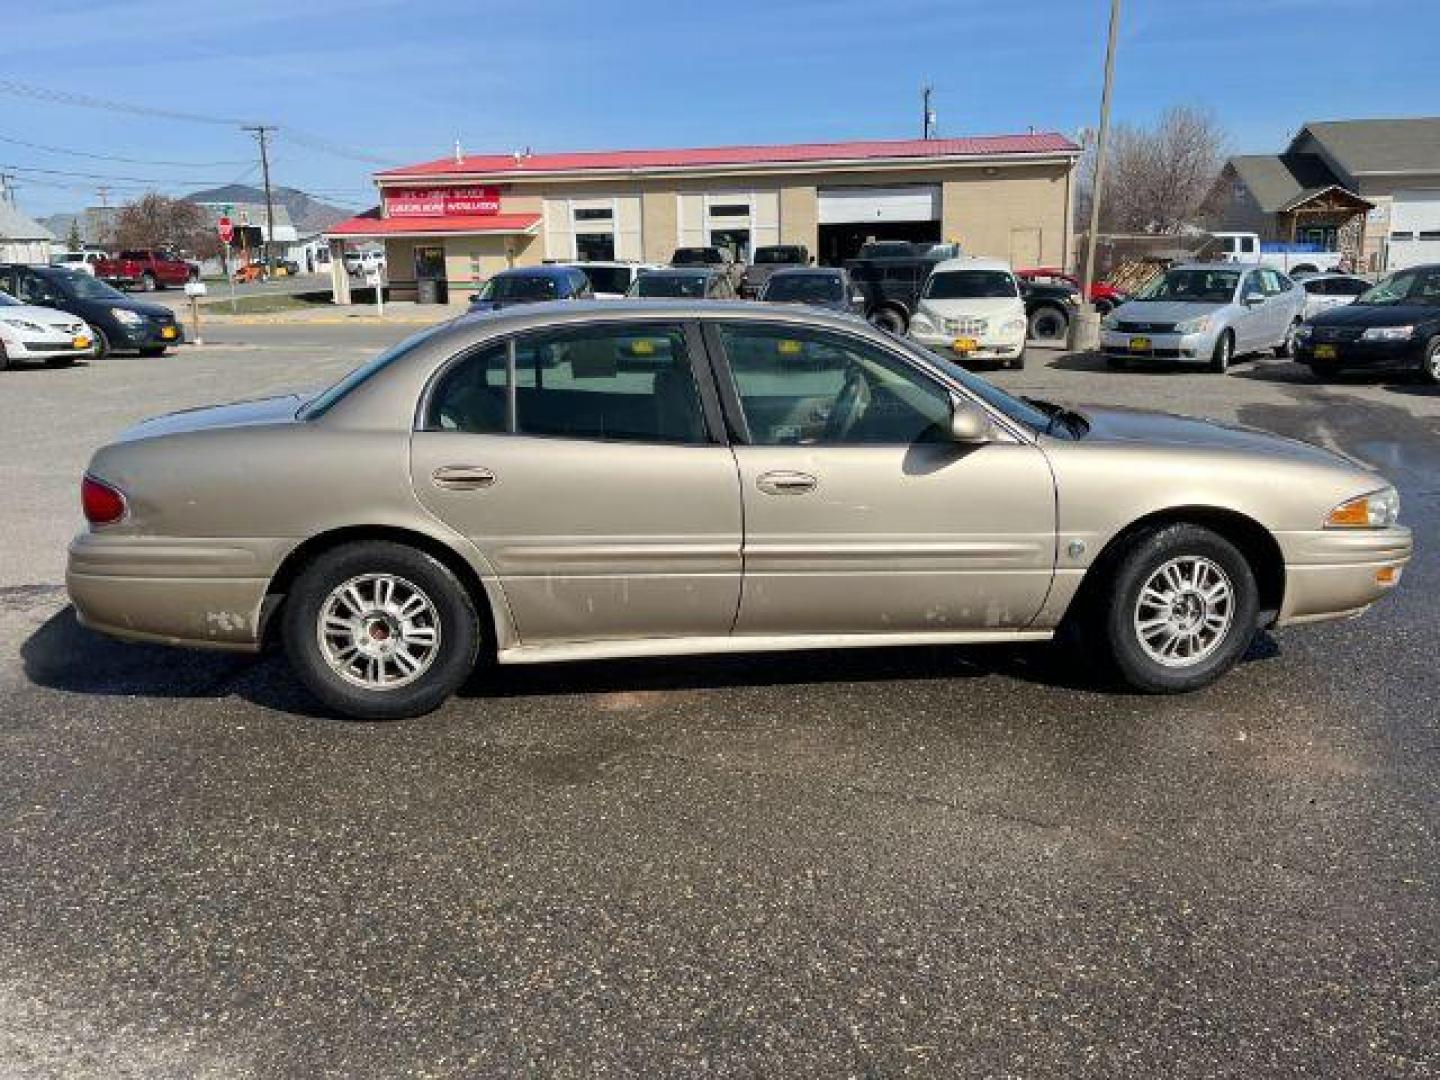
[116,394,305,443]
[1310,302,1437,327]
[1074,405,1358,468]
[1112,299,1227,322]
[0,304,86,329]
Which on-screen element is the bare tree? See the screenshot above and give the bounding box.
[112,193,218,257]
[1076,106,1228,235]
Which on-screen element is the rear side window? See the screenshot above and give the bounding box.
[425,323,708,445]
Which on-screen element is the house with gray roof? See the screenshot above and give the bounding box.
[0,198,55,265]
[1207,117,1440,272]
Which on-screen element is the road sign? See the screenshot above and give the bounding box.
[217,216,234,244]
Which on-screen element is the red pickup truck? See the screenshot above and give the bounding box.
[94,249,198,291]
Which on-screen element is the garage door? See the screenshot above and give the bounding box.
[817,185,940,225]
[1389,190,1440,272]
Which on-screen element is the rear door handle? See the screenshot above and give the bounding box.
[756,470,817,495]
[431,465,496,490]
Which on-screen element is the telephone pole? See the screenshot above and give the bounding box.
[243,124,278,270]
[1074,0,1121,351]
[921,84,935,140]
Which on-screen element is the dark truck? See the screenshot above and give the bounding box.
[739,244,810,298]
[94,249,198,291]
[843,245,949,333]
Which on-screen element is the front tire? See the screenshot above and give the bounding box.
[1274,320,1299,358]
[1420,336,1440,385]
[1027,304,1069,343]
[1209,330,1234,374]
[92,327,112,359]
[281,541,481,720]
[1095,524,1258,693]
[868,306,907,335]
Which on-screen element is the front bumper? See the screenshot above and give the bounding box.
[910,327,1025,362]
[67,532,289,650]
[1294,337,1426,372]
[5,335,98,359]
[114,319,185,349]
[1100,328,1216,361]
[1275,526,1412,626]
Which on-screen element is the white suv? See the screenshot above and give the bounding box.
[906,257,1028,369]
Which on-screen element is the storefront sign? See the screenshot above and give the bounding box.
[384,186,501,218]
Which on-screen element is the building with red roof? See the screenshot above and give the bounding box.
[325,132,1080,304]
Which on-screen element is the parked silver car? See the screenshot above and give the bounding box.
[1101,264,1307,372]
[68,301,1410,719]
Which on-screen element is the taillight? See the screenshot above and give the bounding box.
[81,474,127,526]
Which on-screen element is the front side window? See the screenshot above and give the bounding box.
[922,271,1018,300]
[426,323,707,444]
[718,324,950,446]
[1258,269,1285,295]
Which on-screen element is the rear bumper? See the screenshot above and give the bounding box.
[1275,526,1412,626]
[66,533,288,650]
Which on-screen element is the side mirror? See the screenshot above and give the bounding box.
[949,397,992,443]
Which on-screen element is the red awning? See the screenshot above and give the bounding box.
[325,211,541,239]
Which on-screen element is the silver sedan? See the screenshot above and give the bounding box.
[1101,264,1307,372]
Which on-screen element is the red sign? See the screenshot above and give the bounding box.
[384,186,501,218]
[217,216,234,243]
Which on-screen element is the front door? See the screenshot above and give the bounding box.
[1234,270,1269,351]
[709,321,1056,635]
[410,320,742,644]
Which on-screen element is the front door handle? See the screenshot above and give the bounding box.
[756,470,817,495]
[431,465,496,490]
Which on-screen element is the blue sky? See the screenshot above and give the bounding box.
[5,0,1436,218]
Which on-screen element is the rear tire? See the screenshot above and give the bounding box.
[1092,523,1259,694]
[1209,331,1234,374]
[281,541,481,720]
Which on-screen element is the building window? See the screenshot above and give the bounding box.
[574,207,613,221]
[709,203,750,217]
[1419,231,1440,241]
[576,233,615,261]
[1391,231,1415,241]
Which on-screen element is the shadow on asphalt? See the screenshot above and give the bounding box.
[16,607,1289,719]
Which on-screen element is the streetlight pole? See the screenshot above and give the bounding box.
[243,124,278,275]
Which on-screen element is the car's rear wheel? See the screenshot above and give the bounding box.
[1028,304,1069,342]
[1095,524,1258,693]
[1274,320,1300,357]
[1420,337,1440,385]
[281,541,481,720]
[1209,330,1234,373]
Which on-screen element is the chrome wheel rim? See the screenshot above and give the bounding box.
[1133,556,1235,668]
[317,573,441,691]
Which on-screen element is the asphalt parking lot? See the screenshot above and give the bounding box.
[1,325,1437,1077]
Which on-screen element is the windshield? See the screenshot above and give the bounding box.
[632,273,708,298]
[1358,267,1440,306]
[754,247,803,265]
[672,249,719,265]
[578,266,631,294]
[922,271,1018,300]
[889,334,1055,434]
[476,274,561,302]
[1136,268,1240,304]
[763,275,842,303]
[299,323,452,420]
[49,270,126,301]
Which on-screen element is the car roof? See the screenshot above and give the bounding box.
[930,256,1013,273]
[452,298,859,331]
[496,265,581,279]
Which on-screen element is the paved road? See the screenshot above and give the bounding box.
[1,328,1436,1077]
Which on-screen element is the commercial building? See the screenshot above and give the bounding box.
[325,132,1081,303]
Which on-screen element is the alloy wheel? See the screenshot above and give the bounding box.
[316,573,442,690]
[1132,555,1235,668]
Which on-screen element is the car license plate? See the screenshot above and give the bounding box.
[952,337,978,354]
[1129,336,1152,353]
[73,335,91,350]
[160,326,177,340]
[1315,344,1338,359]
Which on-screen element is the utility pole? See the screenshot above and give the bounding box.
[0,173,14,206]
[243,124,278,273]
[1074,0,1121,351]
[922,84,935,140]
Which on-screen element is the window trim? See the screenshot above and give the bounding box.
[415,318,727,447]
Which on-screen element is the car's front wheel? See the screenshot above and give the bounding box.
[1027,304,1069,343]
[868,307,907,335]
[282,541,481,720]
[1274,320,1300,357]
[1095,523,1258,693]
[1420,336,1440,385]
[1208,330,1234,373]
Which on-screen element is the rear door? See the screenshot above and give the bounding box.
[709,319,1055,635]
[410,320,743,645]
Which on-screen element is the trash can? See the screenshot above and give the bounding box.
[417,278,445,304]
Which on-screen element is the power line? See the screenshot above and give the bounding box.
[0,161,259,187]
[275,129,397,167]
[0,78,251,126]
[0,131,250,168]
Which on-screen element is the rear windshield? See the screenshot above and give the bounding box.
[672,249,719,265]
[476,274,561,301]
[299,323,452,419]
[632,273,708,298]
[577,265,631,294]
[753,247,804,265]
[922,271,1018,299]
[763,274,842,303]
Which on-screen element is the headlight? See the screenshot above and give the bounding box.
[1293,324,1313,340]
[1101,313,1118,330]
[111,308,145,326]
[1,318,47,333]
[1001,317,1026,333]
[1361,325,1414,341]
[1173,315,1211,334]
[1326,487,1400,529]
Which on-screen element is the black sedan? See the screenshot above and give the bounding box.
[0,263,184,357]
[1295,264,1440,383]
[758,267,865,316]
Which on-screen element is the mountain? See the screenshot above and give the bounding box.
[182,184,358,233]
